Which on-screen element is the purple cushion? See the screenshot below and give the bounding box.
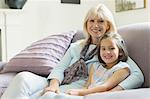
[0,30,76,76]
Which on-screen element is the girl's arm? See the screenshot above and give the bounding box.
[83,65,94,89]
[79,67,130,96]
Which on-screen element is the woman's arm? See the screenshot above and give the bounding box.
[44,43,81,94]
[43,79,60,94]
[47,43,76,84]
[116,57,144,90]
[42,41,84,95]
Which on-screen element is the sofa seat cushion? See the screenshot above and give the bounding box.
[85,88,150,99]
[0,73,16,97]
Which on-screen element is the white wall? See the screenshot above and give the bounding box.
[35,0,150,37]
[0,0,149,60]
[37,0,110,37]
[0,0,44,60]
[114,0,150,26]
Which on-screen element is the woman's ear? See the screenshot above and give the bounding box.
[107,24,110,30]
[106,24,110,32]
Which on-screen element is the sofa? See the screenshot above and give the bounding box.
[0,22,150,98]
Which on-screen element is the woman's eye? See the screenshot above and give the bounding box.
[98,20,104,23]
[89,19,94,22]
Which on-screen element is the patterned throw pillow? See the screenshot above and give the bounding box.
[0,30,76,76]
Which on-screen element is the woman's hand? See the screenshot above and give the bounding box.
[42,79,60,95]
[43,84,60,94]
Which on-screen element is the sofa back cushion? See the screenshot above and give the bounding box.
[118,22,150,87]
[71,30,85,43]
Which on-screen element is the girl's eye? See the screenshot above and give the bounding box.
[101,48,106,51]
[110,47,115,50]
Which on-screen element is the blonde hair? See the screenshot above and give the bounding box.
[98,33,128,66]
[83,4,117,41]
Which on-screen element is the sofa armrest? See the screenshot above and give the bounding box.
[118,22,150,87]
[0,62,7,71]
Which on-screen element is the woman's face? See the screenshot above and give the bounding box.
[100,38,119,67]
[87,15,109,44]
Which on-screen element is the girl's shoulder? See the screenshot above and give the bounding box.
[108,62,131,73]
[113,61,130,70]
[118,61,130,67]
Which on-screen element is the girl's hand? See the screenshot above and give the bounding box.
[66,89,87,96]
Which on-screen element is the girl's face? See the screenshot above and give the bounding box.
[87,15,109,44]
[100,38,119,67]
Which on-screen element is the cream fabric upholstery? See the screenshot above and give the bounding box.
[118,22,150,87]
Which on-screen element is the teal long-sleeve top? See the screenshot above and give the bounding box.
[47,40,144,89]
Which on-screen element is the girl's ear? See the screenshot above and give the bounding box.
[119,52,123,56]
[119,52,123,61]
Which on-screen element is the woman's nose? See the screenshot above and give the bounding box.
[94,23,99,27]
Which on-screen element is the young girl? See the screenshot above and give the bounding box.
[67,33,131,96]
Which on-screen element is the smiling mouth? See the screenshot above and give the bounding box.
[103,55,113,60]
[91,29,99,33]
[91,28,103,33]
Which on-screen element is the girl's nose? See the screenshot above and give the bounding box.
[105,50,111,54]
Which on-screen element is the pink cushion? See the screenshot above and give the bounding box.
[0,30,76,76]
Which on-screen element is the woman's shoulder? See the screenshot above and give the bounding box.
[70,39,85,48]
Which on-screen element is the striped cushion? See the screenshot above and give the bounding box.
[1,30,76,76]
